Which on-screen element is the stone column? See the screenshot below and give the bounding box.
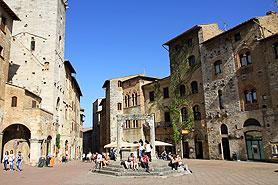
[149,114,156,160]
[29,139,42,166]
[0,132,3,162]
[116,115,123,161]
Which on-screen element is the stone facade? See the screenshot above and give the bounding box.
[163,24,222,159]
[164,12,278,161]
[2,84,53,165]
[200,13,278,161]
[0,0,83,165]
[82,127,92,154]
[95,74,159,152]
[92,98,103,153]
[0,0,20,160]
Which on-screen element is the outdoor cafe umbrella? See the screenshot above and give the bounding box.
[104,141,138,148]
[155,140,173,146]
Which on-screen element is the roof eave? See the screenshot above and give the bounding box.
[0,0,20,21]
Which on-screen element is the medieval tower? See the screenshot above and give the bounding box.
[0,0,83,165]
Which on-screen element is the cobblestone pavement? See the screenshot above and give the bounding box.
[0,159,277,185]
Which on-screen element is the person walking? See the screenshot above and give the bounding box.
[9,150,15,171]
[16,151,23,172]
[2,151,9,171]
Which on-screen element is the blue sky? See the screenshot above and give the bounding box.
[64,0,277,128]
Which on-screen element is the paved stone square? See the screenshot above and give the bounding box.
[0,159,277,185]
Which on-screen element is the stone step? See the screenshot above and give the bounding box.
[101,166,173,173]
[90,168,187,177]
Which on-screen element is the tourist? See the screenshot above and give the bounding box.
[104,153,111,166]
[171,155,179,170]
[131,153,138,170]
[2,151,9,171]
[139,139,144,160]
[82,153,86,161]
[125,153,133,169]
[161,151,167,160]
[16,151,23,172]
[141,152,150,173]
[145,140,152,162]
[9,150,15,171]
[177,155,192,173]
[167,152,173,160]
[96,152,103,169]
[87,152,92,162]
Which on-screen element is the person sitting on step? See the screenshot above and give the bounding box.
[125,153,133,169]
[141,152,150,173]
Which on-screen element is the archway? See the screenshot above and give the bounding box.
[46,136,52,156]
[2,124,31,163]
[195,134,203,159]
[243,119,264,161]
[220,124,230,160]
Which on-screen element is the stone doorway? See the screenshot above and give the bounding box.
[2,124,31,163]
[245,131,265,161]
[195,134,203,159]
[46,136,52,156]
[222,138,231,160]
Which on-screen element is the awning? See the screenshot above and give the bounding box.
[104,141,138,148]
[155,140,173,146]
[104,140,174,148]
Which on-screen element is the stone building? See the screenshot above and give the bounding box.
[0,0,20,160]
[200,12,278,161]
[0,0,83,165]
[142,76,174,154]
[164,12,278,161]
[92,98,104,153]
[162,24,222,159]
[82,127,92,154]
[95,74,159,152]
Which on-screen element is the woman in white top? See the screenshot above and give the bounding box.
[145,140,152,162]
[9,150,15,171]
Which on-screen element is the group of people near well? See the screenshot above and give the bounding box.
[2,150,23,172]
[84,152,112,169]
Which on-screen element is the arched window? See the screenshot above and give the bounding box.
[239,51,252,67]
[125,120,131,128]
[132,93,138,106]
[181,107,188,122]
[218,90,224,109]
[221,124,228,135]
[118,81,122,87]
[56,97,60,112]
[180,85,186,97]
[274,43,278,58]
[214,60,223,75]
[193,105,201,120]
[132,94,135,106]
[191,81,198,94]
[125,96,129,108]
[188,55,196,66]
[244,88,257,103]
[133,120,138,128]
[243,119,261,127]
[11,96,17,107]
